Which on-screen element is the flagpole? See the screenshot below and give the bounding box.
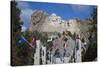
[21,36,34,48]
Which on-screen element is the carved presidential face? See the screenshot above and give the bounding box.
[31,12,42,25]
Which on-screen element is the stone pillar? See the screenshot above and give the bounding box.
[50,52,53,64]
[41,45,46,64]
[34,40,40,65]
[75,35,82,62]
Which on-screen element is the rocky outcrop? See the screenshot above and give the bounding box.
[29,11,91,40]
[29,10,48,32]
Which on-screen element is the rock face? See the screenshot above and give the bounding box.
[29,11,91,40]
[29,10,48,32]
[41,13,63,33]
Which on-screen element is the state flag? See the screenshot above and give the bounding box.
[17,36,26,47]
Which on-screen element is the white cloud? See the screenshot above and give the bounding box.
[17,1,33,28]
[20,8,33,23]
[21,26,27,32]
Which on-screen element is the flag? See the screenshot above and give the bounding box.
[17,35,36,48]
[64,38,68,42]
[17,36,26,47]
[31,36,36,48]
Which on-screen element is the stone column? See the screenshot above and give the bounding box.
[75,35,82,62]
[34,40,40,65]
[41,45,46,64]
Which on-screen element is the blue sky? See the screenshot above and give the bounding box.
[17,1,95,32]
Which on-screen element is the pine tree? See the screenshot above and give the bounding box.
[11,1,36,65]
[11,1,22,66]
[82,7,97,62]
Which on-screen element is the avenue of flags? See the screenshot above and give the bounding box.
[16,34,87,64]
